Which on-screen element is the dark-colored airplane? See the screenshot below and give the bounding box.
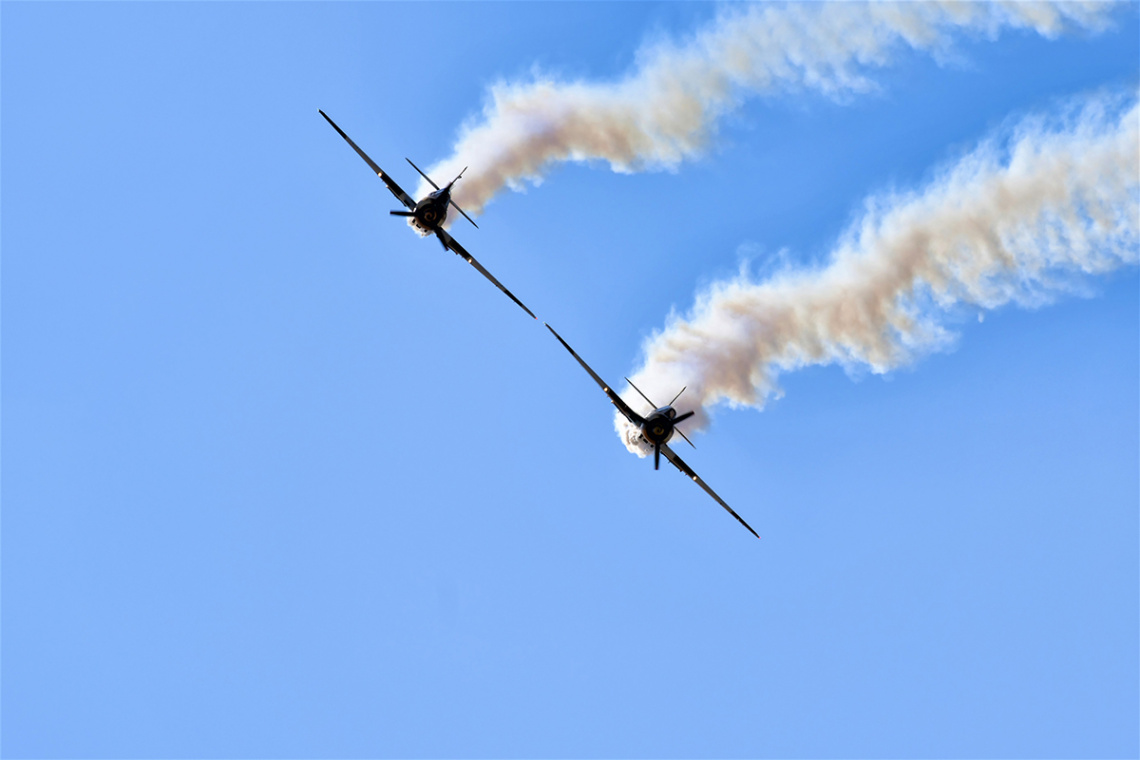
[319,110,536,320]
[545,323,759,539]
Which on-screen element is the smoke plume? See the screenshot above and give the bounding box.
[615,93,1139,455]
[418,1,1115,218]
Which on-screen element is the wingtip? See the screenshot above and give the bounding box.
[546,323,570,344]
[545,323,571,349]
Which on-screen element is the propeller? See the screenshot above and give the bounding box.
[405,159,480,229]
[627,379,698,452]
[673,410,696,448]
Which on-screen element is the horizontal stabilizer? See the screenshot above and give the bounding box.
[449,200,479,229]
[405,158,439,190]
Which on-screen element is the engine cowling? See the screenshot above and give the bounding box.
[641,412,674,445]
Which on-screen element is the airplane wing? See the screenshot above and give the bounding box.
[660,443,760,539]
[319,110,417,210]
[544,323,643,426]
[435,228,537,320]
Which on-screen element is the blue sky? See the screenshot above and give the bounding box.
[3,3,1137,758]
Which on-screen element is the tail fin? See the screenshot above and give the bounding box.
[407,159,479,229]
[447,167,478,229]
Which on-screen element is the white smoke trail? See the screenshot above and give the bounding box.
[617,93,1140,456]
[419,1,1115,218]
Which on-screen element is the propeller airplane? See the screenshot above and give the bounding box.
[319,110,536,320]
[545,323,759,539]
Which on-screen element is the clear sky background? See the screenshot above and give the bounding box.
[3,3,1137,758]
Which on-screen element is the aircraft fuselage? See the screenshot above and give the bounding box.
[409,186,453,234]
[640,407,678,445]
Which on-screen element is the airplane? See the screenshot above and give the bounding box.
[545,323,760,539]
[319,110,536,320]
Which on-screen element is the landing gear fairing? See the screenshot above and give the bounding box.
[319,110,536,320]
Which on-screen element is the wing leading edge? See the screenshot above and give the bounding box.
[320,110,534,320]
[544,324,642,425]
[545,323,758,540]
[660,443,760,539]
[319,110,416,210]
[436,228,536,320]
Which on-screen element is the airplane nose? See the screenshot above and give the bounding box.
[642,419,673,443]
